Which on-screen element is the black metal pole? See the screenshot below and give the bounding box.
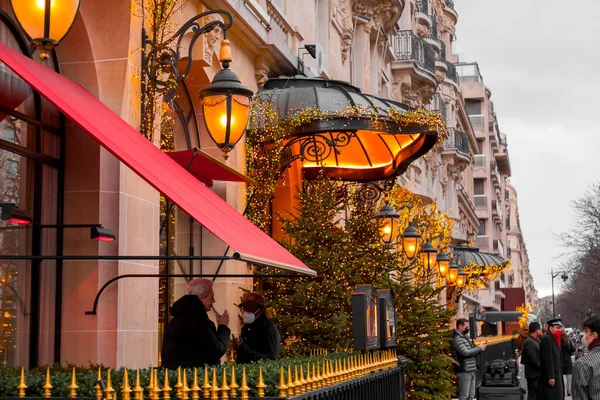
[0,255,240,261]
[86,273,305,316]
[53,112,66,364]
[551,268,556,319]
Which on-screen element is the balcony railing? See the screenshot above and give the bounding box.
[428,13,438,40]
[415,0,429,15]
[392,31,436,75]
[445,60,458,83]
[469,114,484,127]
[474,154,486,168]
[430,93,446,120]
[474,194,487,208]
[444,128,469,155]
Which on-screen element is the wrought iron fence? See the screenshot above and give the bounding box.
[415,0,429,15]
[289,359,406,400]
[392,31,436,75]
[444,128,469,155]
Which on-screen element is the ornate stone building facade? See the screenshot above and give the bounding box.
[0,0,536,368]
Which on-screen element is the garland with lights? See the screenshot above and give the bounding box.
[516,303,535,328]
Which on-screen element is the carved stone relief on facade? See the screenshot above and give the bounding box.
[254,53,271,89]
[201,13,224,65]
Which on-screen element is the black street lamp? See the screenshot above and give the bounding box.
[141,10,254,158]
[551,268,568,318]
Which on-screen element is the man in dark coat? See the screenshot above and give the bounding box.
[161,278,231,368]
[234,292,281,364]
[521,322,542,400]
[451,318,487,400]
[538,318,564,400]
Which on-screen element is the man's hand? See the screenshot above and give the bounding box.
[480,343,488,351]
[548,378,555,387]
[216,310,230,326]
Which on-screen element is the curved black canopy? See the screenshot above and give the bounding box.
[254,76,440,181]
[453,245,508,267]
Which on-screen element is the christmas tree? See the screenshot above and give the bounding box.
[259,179,456,399]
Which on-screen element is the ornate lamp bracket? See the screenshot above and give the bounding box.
[141,10,234,105]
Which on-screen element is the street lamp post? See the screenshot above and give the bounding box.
[550,268,568,318]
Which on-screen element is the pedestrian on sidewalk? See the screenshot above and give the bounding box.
[452,318,487,400]
[562,331,576,397]
[521,322,542,400]
[538,318,565,400]
[572,315,600,400]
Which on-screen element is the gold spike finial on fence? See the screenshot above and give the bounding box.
[104,369,115,400]
[277,366,287,398]
[147,368,155,400]
[239,368,250,400]
[209,369,219,400]
[299,365,307,393]
[174,367,182,398]
[182,368,190,400]
[190,369,201,400]
[121,368,132,400]
[94,367,102,400]
[158,351,162,367]
[321,360,327,387]
[313,363,320,389]
[220,369,229,399]
[68,367,79,398]
[256,367,266,398]
[229,366,239,398]
[162,368,172,400]
[293,365,301,395]
[305,364,313,391]
[17,367,28,398]
[202,366,211,398]
[133,369,143,400]
[152,369,160,400]
[286,365,295,397]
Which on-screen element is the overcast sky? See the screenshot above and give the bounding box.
[452,0,600,299]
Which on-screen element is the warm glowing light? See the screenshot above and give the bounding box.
[220,114,234,127]
[36,0,54,9]
[93,236,115,242]
[438,264,447,276]
[7,217,31,225]
[383,225,392,235]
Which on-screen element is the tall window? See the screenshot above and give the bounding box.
[474,178,485,195]
[0,10,63,367]
[478,219,486,236]
[316,0,329,73]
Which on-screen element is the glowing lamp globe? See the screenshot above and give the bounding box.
[456,266,467,289]
[11,0,81,52]
[436,251,450,278]
[401,224,421,260]
[419,240,438,271]
[374,203,400,245]
[199,65,253,159]
[446,256,459,285]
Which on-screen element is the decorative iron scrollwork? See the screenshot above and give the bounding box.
[141,10,234,104]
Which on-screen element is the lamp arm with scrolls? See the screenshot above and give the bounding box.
[141,10,234,104]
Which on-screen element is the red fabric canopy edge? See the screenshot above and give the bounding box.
[0,43,315,276]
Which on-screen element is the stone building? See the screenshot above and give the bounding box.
[0,0,535,369]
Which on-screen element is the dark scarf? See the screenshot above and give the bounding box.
[589,338,600,351]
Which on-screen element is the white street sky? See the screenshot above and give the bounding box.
[453,0,600,298]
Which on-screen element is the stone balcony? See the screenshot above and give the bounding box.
[390,30,438,106]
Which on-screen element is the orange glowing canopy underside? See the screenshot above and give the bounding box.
[301,130,427,181]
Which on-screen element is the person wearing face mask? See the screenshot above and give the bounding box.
[572,315,600,400]
[234,292,281,364]
[538,318,565,400]
[521,322,543,400]
[451,318,487,400]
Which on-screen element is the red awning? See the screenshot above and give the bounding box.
[0,43,315,276]
[166,148,255,187]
